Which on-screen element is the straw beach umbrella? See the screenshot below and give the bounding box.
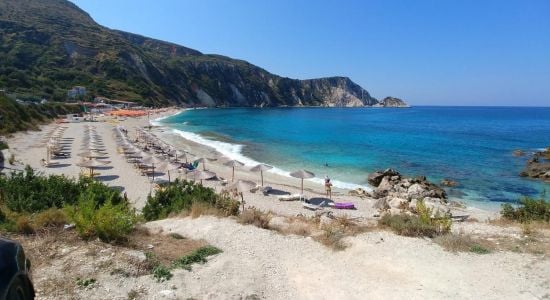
[290,169,315,196]
[195,157,207,170]
[77,150,107,159]
[192,170,216,185]
[141,155,166,182]
[76,159,109,177]
[224,160,244,182]
[250,164,273,186]
[227,179,256,210]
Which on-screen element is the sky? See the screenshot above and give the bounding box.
[70,0,550,106]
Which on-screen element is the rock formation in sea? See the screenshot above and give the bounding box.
[520,147,550,182]
[372,97,410,108]
[367,168,448,215]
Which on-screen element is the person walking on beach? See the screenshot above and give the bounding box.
[324,175,333,199]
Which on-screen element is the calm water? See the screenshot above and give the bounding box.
[159,107,550,205]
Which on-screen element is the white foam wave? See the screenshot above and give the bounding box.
[170,128,372,192]
[150,109,187,127]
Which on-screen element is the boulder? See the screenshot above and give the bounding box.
[367,168,400,186]
[440,179,459,187]
[512,149,525,157]
[388,197,408,209]
[373,198,390,211]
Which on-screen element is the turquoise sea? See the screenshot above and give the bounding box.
[158,107,550,205]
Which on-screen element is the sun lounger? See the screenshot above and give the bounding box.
[262,186,272,195]
[303,203,323,211]
[278,194,304,201]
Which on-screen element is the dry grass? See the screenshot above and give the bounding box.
[16,215,35,234]
[33,207,67,228]
[433,234,495,254]
[238,207,272,229]
[3,225,210,299]
[189,202,222,219]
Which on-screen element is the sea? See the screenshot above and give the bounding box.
[155,106,550,207]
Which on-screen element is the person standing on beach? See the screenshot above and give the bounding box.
[325,175,333,199]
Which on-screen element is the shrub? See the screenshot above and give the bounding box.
[142,180,239,221]
[152,265,173,282]
[172,246,222,271]
[66,196,136,242]
[501,197,550,223]
[0,166,83,213]
[94,201,136,242]
[8,154,15,165]
[379,214,438,237]
[0,168,122,213]
[470,244,490,254]
[318,223,347,250]
[238,208,271,229]
[0,141,8,150]
[33,207,67,228]
[16,215,35,234]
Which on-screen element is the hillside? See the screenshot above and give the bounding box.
[0,0,391,107]
[0,93,78,135]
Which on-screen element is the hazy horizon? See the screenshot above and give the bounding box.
[70,0,550,106]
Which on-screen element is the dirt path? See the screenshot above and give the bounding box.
[147,216,550,300]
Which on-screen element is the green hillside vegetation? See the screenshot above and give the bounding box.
[0,0,377,107]
[0,93,79,135]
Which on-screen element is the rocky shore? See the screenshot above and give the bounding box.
[367,169,449,215]
[520,147,550,182]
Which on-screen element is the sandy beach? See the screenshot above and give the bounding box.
[4,110,549,299]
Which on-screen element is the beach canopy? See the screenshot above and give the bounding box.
[226,179,256,210]
[140,155,165,166]
[77,150,107,159]
[250,164,273,186]
[76,159,109,168]
[193,169,216,185]
[224,160,244,182]
[194,157,208,170]
[290,169,315,196]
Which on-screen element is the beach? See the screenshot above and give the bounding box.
[5,108,500,221]
[4,110,550,299]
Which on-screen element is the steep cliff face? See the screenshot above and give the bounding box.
[374,97,410,108]
[0,0,389,107]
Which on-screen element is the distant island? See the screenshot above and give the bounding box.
[0,0,408,108]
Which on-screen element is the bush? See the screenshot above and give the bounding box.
[238,208,271,229]
[501,197,550,223]
[152,265,172,282]
[172,246,222,271]
[142,180,239,221]
[16,215,35,234]
[379,199,451,237]
[0,167,123,213]
[0,166,83,213]
[33,207,67,228]
[379,214,438,237]
[66,195,136,242]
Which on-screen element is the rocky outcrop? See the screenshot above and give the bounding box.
[372,97,410,108]
[520,148,550,182]
[368,169,448,215]
[440,179,459,187]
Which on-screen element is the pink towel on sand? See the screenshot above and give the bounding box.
[334,202,355,209]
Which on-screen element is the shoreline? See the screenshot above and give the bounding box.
[151,109,503,213]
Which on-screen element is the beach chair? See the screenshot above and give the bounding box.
[262,186,272,195]
[303,203,323,211]
[278,194,304,201]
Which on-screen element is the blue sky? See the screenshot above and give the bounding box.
[70,0,550,106]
